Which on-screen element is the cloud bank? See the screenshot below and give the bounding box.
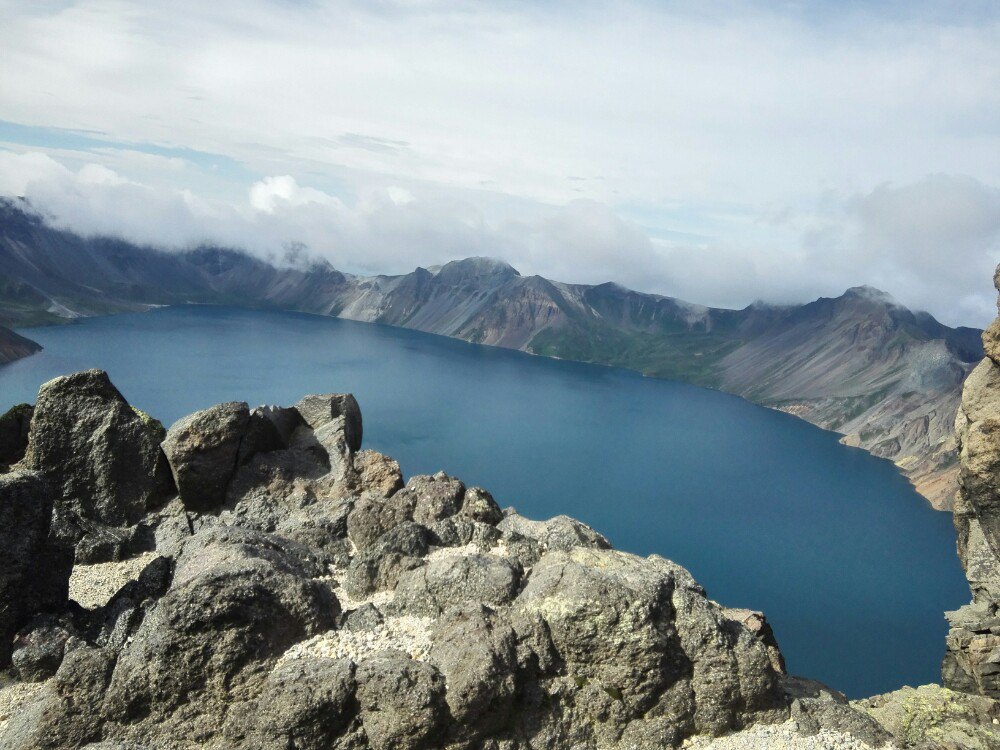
[0,1,998,326]
[3,149,997,327]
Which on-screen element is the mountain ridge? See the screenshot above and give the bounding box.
[0,199,981,508]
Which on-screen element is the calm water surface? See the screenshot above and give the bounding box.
[0,306,967,697]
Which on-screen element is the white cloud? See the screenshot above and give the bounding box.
[249,175,342,213]
[0,2,998,326]
[5,148,997,326]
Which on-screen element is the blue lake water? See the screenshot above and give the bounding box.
[0,305,967,697]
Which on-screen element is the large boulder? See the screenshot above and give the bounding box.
[355,654,447,750]
[347,491,417,551]
[514,547,785,738]
[226,657,358,750]
[498,512,611,552]
[294,393,363,453]
[405,473,465,525]
[0,471,69,665]
[11,622,72,682]
[161,401,251,511]
[22,370,172,559]
[353,449,404,498]
[457,486,504,525]
[392,553,521,616]
[102,526,340,743]
[344,522,431,598]
[783,676,892,748]
[428,605,520,743]
[0,645,117,750]
[292,394,362,482]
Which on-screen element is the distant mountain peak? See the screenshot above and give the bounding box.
[842,285,899,306]
[436,257,521,284]
[449,256,520,274]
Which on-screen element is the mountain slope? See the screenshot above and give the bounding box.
[0,200,981,507]
[0,324,40,364]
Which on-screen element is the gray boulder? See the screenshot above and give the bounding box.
[426,516,502,549]
[276,499,354,567]
[345,522,430,598]
[0,645,116,750]
[497,528,544,569]
[514,547,785,737]
[294,393,363,452]
[458,486,504,525]
[340,602,385,631]
[498,512,611,552]
[406,473,465,525]
[784,676,893,747]
[347,492,417,551]
[221,448,336,533]
[346,472,474,552]
[429,605,520,742]
[0,471,69,666]
[161,401,250,511]
[228,657,357,750]
[355,654,447,750]
[22,370,172,558]
[102,527,339,740]
[393,553,521,616]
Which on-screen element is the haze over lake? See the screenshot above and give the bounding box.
[0,305,967,697]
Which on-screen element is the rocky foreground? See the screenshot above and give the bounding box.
[0,367,998,749]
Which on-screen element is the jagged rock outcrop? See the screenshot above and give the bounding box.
[0,370,888,750]
[21,370,174,562]
[945,265,1000,700]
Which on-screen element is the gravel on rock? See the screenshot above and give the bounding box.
[681,721,886,750]
[282,615,434,663]
[68,551,160,609]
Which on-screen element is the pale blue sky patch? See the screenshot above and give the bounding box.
[0,120,251,183]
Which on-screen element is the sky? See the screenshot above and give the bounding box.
[0,1,998,327]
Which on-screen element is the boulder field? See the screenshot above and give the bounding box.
[0,357,997,749]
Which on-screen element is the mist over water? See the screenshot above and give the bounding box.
[0,305,967,697]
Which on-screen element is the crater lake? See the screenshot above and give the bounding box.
[0,305,967,697]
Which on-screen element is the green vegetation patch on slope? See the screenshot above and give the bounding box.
[527,323,741,385]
